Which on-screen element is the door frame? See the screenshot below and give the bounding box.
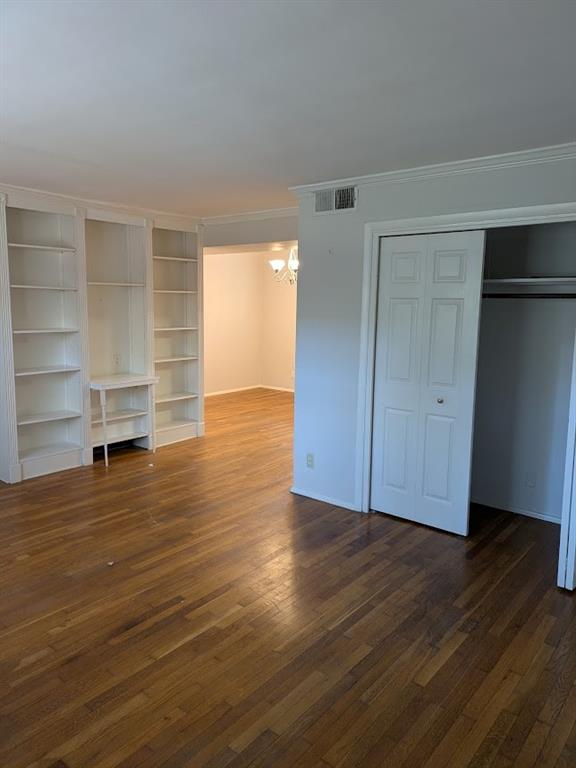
[357,202,576,529]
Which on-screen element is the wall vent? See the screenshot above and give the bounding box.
[314,186,357,213]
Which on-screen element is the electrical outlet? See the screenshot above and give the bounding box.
[306,453,314,469]
[112,353,121,370]
[525,472,536,489]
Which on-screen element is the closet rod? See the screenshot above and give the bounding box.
[483,293,576,299]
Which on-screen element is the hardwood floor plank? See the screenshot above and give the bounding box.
[0,388,574,768]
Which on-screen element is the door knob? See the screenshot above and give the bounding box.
[437,397,444,404]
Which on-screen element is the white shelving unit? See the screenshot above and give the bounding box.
[0,189,203,484]
[90,374,158,466]
[0,204,84,480]
[153,226,204,446]
[85,216,156,459]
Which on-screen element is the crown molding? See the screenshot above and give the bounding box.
[202,206,298,226]
[290,142,576,196]
[0,181,202,227]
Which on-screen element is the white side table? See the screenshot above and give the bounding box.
[90,374,159,467]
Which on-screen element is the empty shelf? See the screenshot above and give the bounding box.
[92,408,148,425]
[13,328,78,334]
[155,356,198,364]
[11,284,78,291]
[17,409,82,426]
[92,431,149,448]
[153,256,198,263]
[15,365,81,377]
[19,442,82,461]
[154,289,197,294]
[8,243,76,253]
[88,281,145,287]
[156,418,198,432]
[156,391,198,404]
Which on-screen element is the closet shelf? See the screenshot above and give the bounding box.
[91,408,148,425]
[17,410,82,426]
[19,442,82,461]
[154,289,197,294]
[156,391,198,404]
[13,327,78,335]
[483,277,576,285]
[156,417,198,432]
[88,281,145,287]
[10,284,78,291]
[8,243,76,253]
[153,256,198,263]
[154,326,198,332]
[155,356,198,364]
[15,365,81,377]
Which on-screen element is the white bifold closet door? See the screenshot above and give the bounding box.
[370,231,485,535]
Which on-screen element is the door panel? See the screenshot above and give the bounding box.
[371,231,485,535]
[428,299,462,386]
[382,408,411,490]
[422,414,454,501]
[387,299,418,382]
[371,237,427,520]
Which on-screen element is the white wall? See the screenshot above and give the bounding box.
[203,251,263,394]
[473,299,576,523]
[292,147,576,509]
[203,212,298,247]
[261,253,297,390]
[203,248,296,395]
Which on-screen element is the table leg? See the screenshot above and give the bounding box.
[100,389,109,467]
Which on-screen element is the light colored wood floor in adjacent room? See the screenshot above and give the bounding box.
[1,388,575,768]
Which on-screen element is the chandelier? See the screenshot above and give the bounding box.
[268,246,299,285]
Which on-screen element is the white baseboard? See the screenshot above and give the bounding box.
[205,385,294,397]
[205,385,262,397]
[290,486,360,512]
[472,498,561,525]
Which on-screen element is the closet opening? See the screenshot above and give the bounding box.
[368,220,576,589]
[471,222,576,537]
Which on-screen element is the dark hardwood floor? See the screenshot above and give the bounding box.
[1,388,575,768]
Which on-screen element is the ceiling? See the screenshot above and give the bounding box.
[2,0,575,217]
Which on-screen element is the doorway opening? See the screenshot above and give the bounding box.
[202,241,297,436]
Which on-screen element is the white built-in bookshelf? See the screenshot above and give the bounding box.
[86,217,156,458]
[0,190,203,483]
[4,206,84,480]
[153,227,203,446]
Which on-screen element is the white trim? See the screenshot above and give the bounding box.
[205,385,294,397]
[357,201,576,515]
[205,385,263,397]
[153,215,200,233]
[203,207,298,226]
[290,487,358,512]
[85,207,146,227]
[559,331,576,589]
[0,193,20,483]
[290,142,576,195]
[0,182,201,229]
